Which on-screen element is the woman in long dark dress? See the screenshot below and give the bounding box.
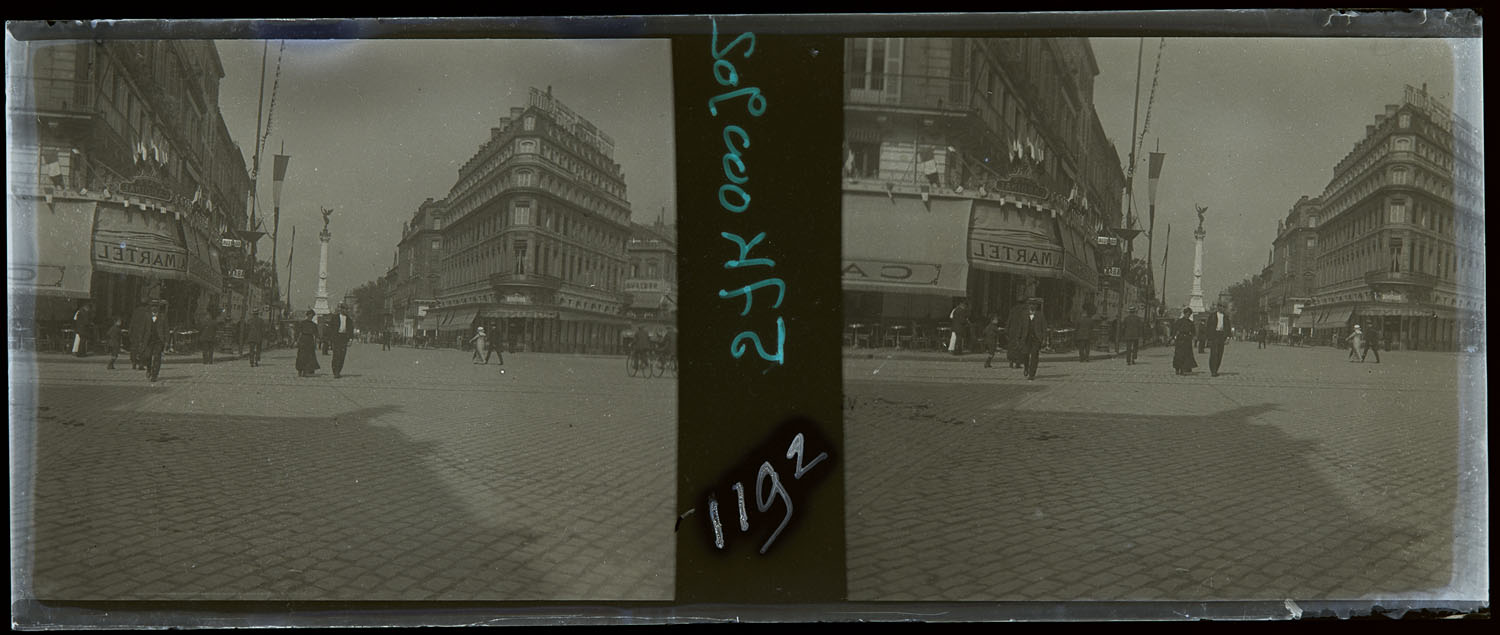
[1172,307,1199,375]
[294,309,321,377]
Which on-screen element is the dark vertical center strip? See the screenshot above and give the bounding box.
[674,28,845,604]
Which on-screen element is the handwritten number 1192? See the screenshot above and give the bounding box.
[710,433,828,554]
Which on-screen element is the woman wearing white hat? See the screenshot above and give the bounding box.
[470,325,490,364]
[1346,324,1367,362]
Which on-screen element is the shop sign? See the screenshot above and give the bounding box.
[840,260,942,286]
[229,269,245,279]
[93,240,187,274]
[1104,266,1121,277]
[969,240,1060,270]
[8,265,66,288]
[1377,290,1407,303]
[220,238,244,249]
[501,292,533,304]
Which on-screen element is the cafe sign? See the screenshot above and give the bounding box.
[841,260,943,286]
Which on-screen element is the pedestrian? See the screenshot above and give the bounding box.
[1172,307,1198,375]
[128,300,151,370]
[1206,303,1231,377]
[382,328,392,351]
[1346,324,1368,363]
[294,310,320,377]
[1365,327,1382,363]
[470,326,490,364]
[631,324,653,375]
[330,304,355,378]
[243,309,267,367]
[981,316,1000,368]
[141,301,169,383]
[1258,327,1268,349]
[198,308,220,365]
[71,301,93,357]
[104,317,123,370]
[1005,298,1029,370]
[949,300,970,355]
[1074,308,1096,363]
[1019,298,1048,380]
[1121,305,1144,365]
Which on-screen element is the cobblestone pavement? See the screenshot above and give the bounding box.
[844,343,1488,602]
[14,344,676,601]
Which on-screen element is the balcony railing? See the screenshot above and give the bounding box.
[15,76,95,115]
[1365,269,1437,287]
[490,271,564,289]
[845,74,971,112]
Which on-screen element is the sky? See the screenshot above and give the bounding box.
[1087,37,1478,307]
[213,38,675,308]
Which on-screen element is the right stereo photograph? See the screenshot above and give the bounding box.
[840,36,1486,602]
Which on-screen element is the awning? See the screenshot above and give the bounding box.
[842,191,969,296]
[967,199,1065,278]
[1057,222,1099,291]
[92,203,189,280]
[628,290,666,310]
[431,308,480,331]
[182,227,222,295]
[10,198,96,298]
[1292,311,1320,329]
[1320,307,1354,327]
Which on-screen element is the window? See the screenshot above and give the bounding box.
[1391,167,1410,185]
[513,240,528,274]
[519,139,536,154]
[511,200,532,226]
[524,116,535,131]
[1387,199,1408,224]
[1305,214,1319,228]
[516,169,534,187]
[848,37,903,98]
[1389,237,1403,273]
[1399,112,1411,128]
[1306,236,1317,249]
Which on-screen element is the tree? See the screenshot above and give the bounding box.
[1224,275,1262,331]
[350,280,387,332]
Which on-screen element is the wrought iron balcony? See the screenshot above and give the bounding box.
[845,74,971,112]
[490,271,564,290]
[1364,269,1437,287]
[15,76,95,115]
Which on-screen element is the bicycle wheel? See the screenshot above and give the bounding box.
[667,355,678,378]
[626,352,640,377]
[642,350,656,379]
[651,350,666,378]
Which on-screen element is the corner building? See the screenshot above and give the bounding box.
[1304,85,1485,351]
[842,38,1126,335]
[425,87,633,354]
[1259,195,1324,339]
[9,40,253,332]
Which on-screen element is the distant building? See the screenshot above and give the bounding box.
[842,38,1126,335]
[1260,195,1324,338]
[1299,85,1484,351]
[623,217,678,331]
[389,197,446,339]
[10,40,255,330]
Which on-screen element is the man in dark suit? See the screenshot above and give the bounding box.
[128,299,152,370]
[72,301,93,357]
[1121,305,1145,365]
[1206,302,1232,377]
[199,308,220,365]
[949,300,971,355]
[243,309,267,367]
[330,304,355,378]
[1074,308,1096,363]
[141,301,169,382]
[1020,298,1048,380]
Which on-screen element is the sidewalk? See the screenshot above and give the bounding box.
[844,345,1151,364]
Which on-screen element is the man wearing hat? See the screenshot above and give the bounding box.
[1018,297,1049,380]
[140,301,169,383]
[330,303,355,378]
[1121,305,1145,365]
[1205,302,1232,377]
[242,308,267,367]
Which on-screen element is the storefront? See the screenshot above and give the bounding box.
[842,191,970,325]
[968,199,1077,324]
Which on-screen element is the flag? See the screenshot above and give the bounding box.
[272,154,290,208]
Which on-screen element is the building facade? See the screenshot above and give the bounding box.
[842,38,1127,338]
[1259,195,1324,338]
[10,40,256,334]
[1300,85,1484,351]
[623,219,678,331]
[418,87,636,354]
[390,197,446,340]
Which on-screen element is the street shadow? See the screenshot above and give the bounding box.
[843,381,1461,602]
[25,399,580,602]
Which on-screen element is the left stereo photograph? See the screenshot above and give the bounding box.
[8,34,680,601]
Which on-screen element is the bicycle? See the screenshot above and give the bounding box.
[653,347,677,378]
[626,348,653,378]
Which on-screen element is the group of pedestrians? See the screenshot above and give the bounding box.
[468,326,504,366]
[1172,303,1234,376]
[1345,324,1382,363]
[294,304,356,378]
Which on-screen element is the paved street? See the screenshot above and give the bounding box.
[844,342,1487,602]
[15,344,676,601]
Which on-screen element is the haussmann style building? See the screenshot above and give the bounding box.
[398,86,645,354]
[841,37,1130,348]
[9,39,260,347]
[1290,84,1484,351]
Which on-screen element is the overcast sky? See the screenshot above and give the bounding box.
[213,38,675,308]
[1088,37,1477,307]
